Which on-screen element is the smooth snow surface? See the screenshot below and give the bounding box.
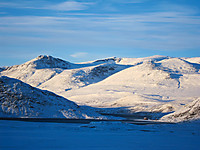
[184,57,200,64]
[0,120,199,150]
[64,56,200,122]
[1,55,200,122]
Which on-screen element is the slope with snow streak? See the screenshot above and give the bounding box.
[39,63,129,93]
[0,76,104,119]
[64,62,175,107]
[117,55,169,65]
[184,57,200,64]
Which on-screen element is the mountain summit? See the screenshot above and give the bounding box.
[0,55,75,87]
[8,55,73,70]
[30,55,73,69]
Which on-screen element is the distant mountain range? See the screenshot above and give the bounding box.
[1,55,200,122]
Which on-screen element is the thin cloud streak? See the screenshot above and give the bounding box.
[70,52,88,58]
[0,10,200,51]
[0,0,94,11]
[118,0,148,4]
[46,1,94,11]
[0,1,200,54]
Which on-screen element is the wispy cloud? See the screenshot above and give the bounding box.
[158,3,199,15]
[0,0,93,11]
[0,2,19,7]
[118,0,147,4]
[0,2,200,56]
[47,1,93,11]
[0,12,6,14]
[70,52,88,58]
[0,1,43,9]
[0,9,200,51]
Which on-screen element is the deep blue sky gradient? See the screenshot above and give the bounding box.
[0,0,200,66]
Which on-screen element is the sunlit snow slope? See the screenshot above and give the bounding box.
[0,76,104,119]
[1,55,127,92]
[1,55,200,122]
[63,56,200,122]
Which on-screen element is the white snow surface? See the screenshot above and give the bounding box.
[183,57,200,64]
[1,55,128,90]
[0,76,105,119]
[1,119,200,150]
[161,98,200,122]
[1,55,200,122]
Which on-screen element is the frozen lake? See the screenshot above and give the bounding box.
[0,120,199,150]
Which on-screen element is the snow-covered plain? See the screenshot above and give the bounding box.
[0,120,199,150]
[0,55,200,122]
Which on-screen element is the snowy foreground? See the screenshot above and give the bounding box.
[0,55,200,122]
[0,55,200,150]
[0,120,199,150]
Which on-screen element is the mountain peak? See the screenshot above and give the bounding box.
[28,55,73,69]
[36,55,51,59]
[4,55,73,71]
[28,55,73,68]
[34,55,63,62]
[93,57,120,64]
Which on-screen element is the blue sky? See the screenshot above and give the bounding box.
[0,0,200,66]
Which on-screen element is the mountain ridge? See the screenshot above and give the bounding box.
[1,55,200,122]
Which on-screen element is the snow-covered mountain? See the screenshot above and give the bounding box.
[161,98,200,122]
[184,57,200,64]
[0,76,104,119]
[62,56,200,122]
[1,55,200,122]
[1,55,75,87]
[0,66,7,72]
[1,55,128,90]
[7,55,74,70]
